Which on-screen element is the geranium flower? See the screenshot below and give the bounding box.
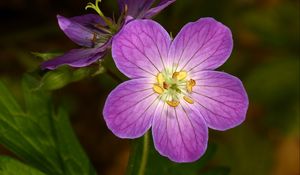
[41,0,175,70]
[103,18,248,162]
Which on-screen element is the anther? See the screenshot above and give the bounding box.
[186,79,196,93]
[153,85,164,94]
[172,71,187,81]
[157,73,164,85]
[166,100,180,107]
[183,96,194,104]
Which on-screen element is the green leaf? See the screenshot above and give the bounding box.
[0,156,46,175]
[0,76,63,174]
[38,65,101,90]
[126,132,217,175]
[0,75,97,175]
[53,108,97,175]
[32,52,61,61]
[39,66,73,90]
[0,81,23,115]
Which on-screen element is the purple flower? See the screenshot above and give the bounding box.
[118,0,175,19]
[41,0,175,70]
[103,18,248,162]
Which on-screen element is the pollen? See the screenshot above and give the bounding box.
[167,100,180,107]
[172,71,187,81]
[186,79,196,93]
[183,96,194,104]
[153,84,164,94]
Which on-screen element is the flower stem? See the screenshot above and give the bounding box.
[138,132,149,175]
[106,68,123,83]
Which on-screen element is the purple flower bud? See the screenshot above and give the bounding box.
[41,0,175,70]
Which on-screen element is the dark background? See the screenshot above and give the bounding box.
[0,0,299,175]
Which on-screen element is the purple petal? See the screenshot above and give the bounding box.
[57,14,105,47]
[118,0,155,18]
[103,78,159,138]
[112,19,171,78]
[41,46,107,70]
[144,0,176,18]
[152,101,208,162]
[190,71,248,131]
[70,14,106,27]
[168,17,233,73]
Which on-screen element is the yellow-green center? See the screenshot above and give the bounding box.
[153,70,196,107]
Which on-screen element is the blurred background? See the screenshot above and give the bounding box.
[0,0,299,175]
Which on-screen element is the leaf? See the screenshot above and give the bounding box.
[0,156,46,175]
[32,52,61,61]
[0,75,97,175]
[53,108,97,175]
[0,81,23,115]
[0,76,63,174]
[38,65,101,90]
[126,132,217,175]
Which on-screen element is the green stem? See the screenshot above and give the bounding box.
[105,68,123,83]
[138,132,149,175]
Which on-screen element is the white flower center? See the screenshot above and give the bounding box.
[152,69,196,107]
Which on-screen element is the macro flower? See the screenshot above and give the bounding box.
[41,0,175,70]
[103,18,249,162]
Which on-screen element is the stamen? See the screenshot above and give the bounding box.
[153,85,164,94]
[166,100,180,107]
[186,79,196,93]
[172,71,187,81]
[157,73,164,85]
[183,96,194,104]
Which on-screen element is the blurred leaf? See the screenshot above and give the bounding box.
[0,156,46,175]
[39,66,73,90]
[214,126,273,175]
[32,52,61,61]
[53,108,97,175]
[0,81,23,114]
[245,58,299,133]
[38,65,101,90]
[240,2,299,49]
[126,132,217,175]
[202,167,230,175]
[0,76,64,174]
[0,75,97,175]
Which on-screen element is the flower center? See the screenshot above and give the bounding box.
[152,70,196,107]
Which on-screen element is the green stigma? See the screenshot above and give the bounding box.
[85,0,113,28]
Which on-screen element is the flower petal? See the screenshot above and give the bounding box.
[168,17,233,73]
[190,71,248,131]
[103,79,159,138]
[70,14,106,27]
[112,19,171,78]
[118,0,155,18]
[144,0,176,18]
[41,46,107,70]
[57,14,105,47]
[152,101,208,162]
